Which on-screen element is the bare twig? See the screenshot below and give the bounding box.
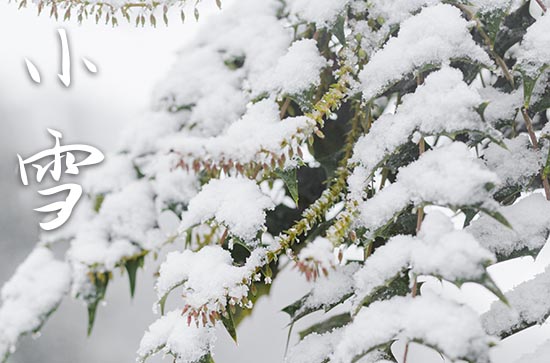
[521,108,550,200]
[279,98,291,119]
[535,0,547,13]
[404,78,426,363]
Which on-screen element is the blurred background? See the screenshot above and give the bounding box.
[1,1,549,362]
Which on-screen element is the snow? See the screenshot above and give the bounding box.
[467,193,550,259]
[288,0,351,26]
[305,263,359,310]
[412,212,495,280]
[471,0,517,12]
[297,237,335,272]
[163,99,314,166]
[359,4,491,100]
[483,136,543,187]
[286,327,393,363]
[179,177,274,242]
[479,87,522,126]
[356,183,410,232]
[5,0,549,361]
[154,0,291,137]
[155,46,246,137]
[68,227,140,271]
[155,246,254,313]
[253,39,327,96]
[352,67,488,175]
[353,234,411,306]
[367,0,440,26]
[332,295,492,363]
[516,12,550,75]
[82,153,137,195]
[357,142,499,233]
[354,212,495,306]
[118,112,181,157]
[396,143,498,206]
[0,248,70,360]
[483,265,550,336]
[285,329,343,363]
[137,310,216,363]
[152,168,199,213]
[97,181,157,243]
[347,166,370,202]
[66,181,158,272]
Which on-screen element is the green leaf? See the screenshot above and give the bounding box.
[124,255,144,299]
[198,354,216,363]
[232,281,272,327]
[283,291,353,324]
[493,185,522,206]
[86,271,110,336]
[333,15,346,46]
[354,270,410,314]
[520,66,548,108]
[461,208,479,228]
[223,54,245,70]
[276,168,299,205]
[544,148,550,179]
[475,101,490,123]
[521,71,539,107]
[493,2,535,57]
[221,305,238,344]
[93,194,104,212]
[496,244,545,263]
[472,273,509,306]
[479,208,512,229]
[478,8,508,45]
[298,313,352,340]
[158,282,185,316]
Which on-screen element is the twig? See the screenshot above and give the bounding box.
[279,98,291,119]
[456,4,515,87]
[403,79,426,363]
[521,108,550,200]
[535,0,547,13]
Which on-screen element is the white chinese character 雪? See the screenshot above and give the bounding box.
[17,128,104,230]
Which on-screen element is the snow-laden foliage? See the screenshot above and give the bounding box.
[3,0,550,362]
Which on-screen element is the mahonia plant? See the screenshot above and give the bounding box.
[2,0,550,362]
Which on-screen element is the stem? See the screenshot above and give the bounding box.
[279,98,292,119]
[403,78,426,363]
[402,339,411,363]
[456,4,515,87]
[521,108,550,200]
[535,0,547,12]
[415,140,426,232]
